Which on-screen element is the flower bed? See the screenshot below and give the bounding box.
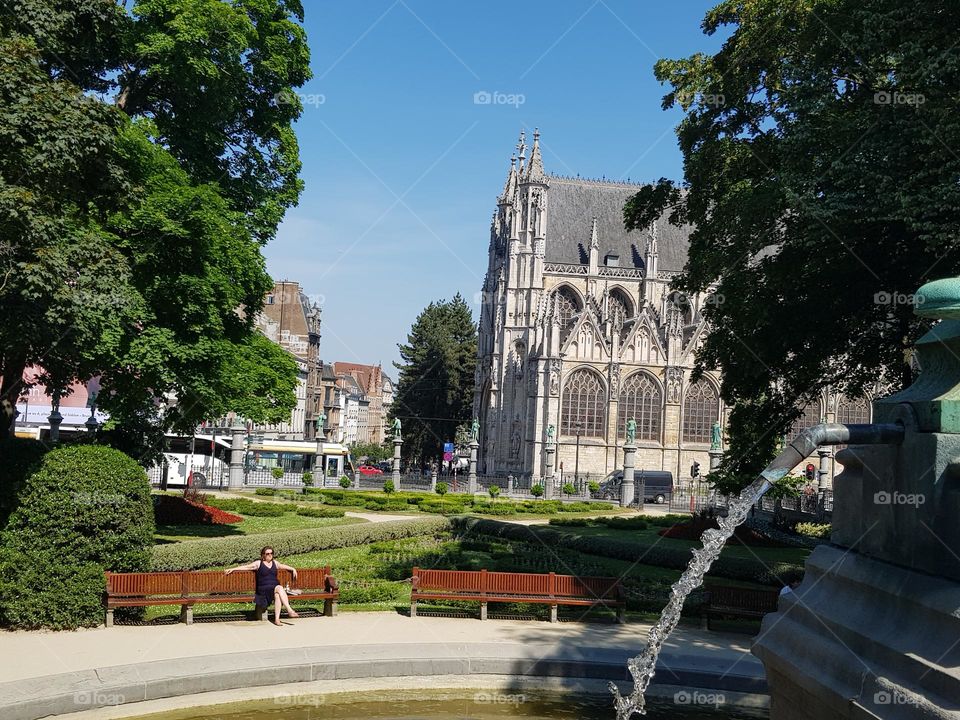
[153,495,243,526]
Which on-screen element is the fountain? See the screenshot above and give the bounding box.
[614,277,960,719]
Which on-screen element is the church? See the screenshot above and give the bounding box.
[473,130,873,486]
[473,129,723,484]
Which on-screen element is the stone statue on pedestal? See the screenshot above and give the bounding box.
[711,420,722,450]
[626,418,637,444]
[392,417,402,440]
[470,417,480,442]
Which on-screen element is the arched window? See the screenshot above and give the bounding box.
[608,289,633,344]
[837,396,870,425]
[618,372,662,442]
[682,380,719,443]
[561,369,606,437]
[554,286,581,344]
[789,404,822,440]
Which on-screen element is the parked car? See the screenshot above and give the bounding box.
[358,464,384,476]
[597,469,674,504]
[376,461,392,473]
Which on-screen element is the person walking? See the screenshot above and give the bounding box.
[225,546,299,626]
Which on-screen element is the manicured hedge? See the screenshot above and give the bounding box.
[453,517,802,587]
[0,437,48,529]
[295,505,346,518]
[205,497,288,516]
[1,445,155,629]
[151,516,450,570]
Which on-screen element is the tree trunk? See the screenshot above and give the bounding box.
[0,354,27,440]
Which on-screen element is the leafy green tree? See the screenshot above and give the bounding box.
[0,1,311,447]
[350,441,391,463]
[391,295,477,468]
[624,0,960,491]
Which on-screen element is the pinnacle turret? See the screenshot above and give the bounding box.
[525,127,546,183]
[499,153,518,205]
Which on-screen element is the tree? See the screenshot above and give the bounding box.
[349,441,391,464]
[623,0,960,491]
[391,295,477,468]
[0,1,312,447]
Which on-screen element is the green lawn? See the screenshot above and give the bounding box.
[142,528,769,625]
[553,524,811,565]
[154,514,366,543]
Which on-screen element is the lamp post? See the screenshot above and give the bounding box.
[315,412,326,486]
[574,422,583,489]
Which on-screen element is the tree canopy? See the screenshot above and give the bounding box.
[0,0,311,453]
[624,0,960,491]
[390,295,477,468]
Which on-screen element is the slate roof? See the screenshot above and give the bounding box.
[544,175,692,272]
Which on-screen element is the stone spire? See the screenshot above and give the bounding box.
[499,153,517,205]
[590,216,599,250]
[516,129,527,175]
[525,127,546,183]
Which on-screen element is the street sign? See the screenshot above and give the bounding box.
[443,442,454,453]
[443,451,453,461]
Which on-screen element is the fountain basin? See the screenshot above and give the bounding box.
[0,614,767,720]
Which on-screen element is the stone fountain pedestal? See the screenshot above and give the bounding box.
[753,281,960,720]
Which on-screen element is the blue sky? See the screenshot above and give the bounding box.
[265,1,727,377]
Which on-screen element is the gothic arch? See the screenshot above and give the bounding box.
[560,366,607,437]
[552,284,583,345]
[608,287,634,345]
[618,371,663,443]
[837,395,871,425]
[789,401,824,440]
[681,378,720,444]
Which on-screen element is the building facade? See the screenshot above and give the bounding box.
[255,280,322,440]
[474,130,872,485]
[334,362,387,444]
[474,129,722,482]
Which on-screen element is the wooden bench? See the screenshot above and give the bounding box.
[701,585,779,630]
[104,566,338,626]
[410,567,626,623]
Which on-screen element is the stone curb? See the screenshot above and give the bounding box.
[0,642,767,720]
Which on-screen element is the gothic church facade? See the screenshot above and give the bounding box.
[474,130,724,483]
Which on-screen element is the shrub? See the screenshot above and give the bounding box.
[435,482,448,496]
[302,472,313,487]
[562,482,577,496]
[154,495,243,525]
[602,516,649,531]
[0,437,48,529]
[339,476,352,489]
[588,481,600,494]
[255,488,276,496]
[0,445,155,628]
[339,582,398,605]
[271,467,285,480]
[0,548,105,629]
[488,484,500,499]
[151,516,451,570]
[205,497,287,517]
[548,517,590,527]
[558,501,608,513]
[795,522,831,539]
[294,505,346,518]
[530,484,544,498]
[383,479,395,494]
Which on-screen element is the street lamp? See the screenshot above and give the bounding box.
[574,422,583,488]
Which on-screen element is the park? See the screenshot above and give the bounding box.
[1,1,958,720]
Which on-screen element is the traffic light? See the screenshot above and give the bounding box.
[805,463,816,482]
[691,461,701,478]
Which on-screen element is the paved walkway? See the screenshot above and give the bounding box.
[0,613,765,719]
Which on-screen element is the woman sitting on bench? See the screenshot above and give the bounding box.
[225,546,299,626]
